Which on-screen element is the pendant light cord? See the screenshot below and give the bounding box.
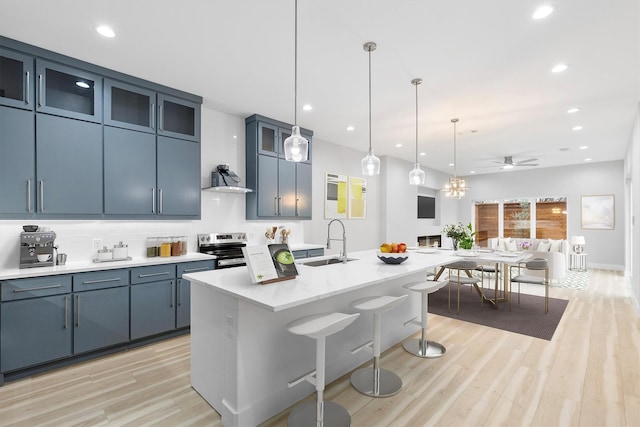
[415,82,419,163]
[293,0,298,126]
[368,45,372,153]
[453,119,458,178]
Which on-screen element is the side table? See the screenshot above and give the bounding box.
[569,252,587,272]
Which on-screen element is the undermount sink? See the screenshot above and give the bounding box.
[300,257,358,267]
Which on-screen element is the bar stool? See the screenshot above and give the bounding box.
[349,294,408,397]
[402,279,449,358]
[286,312,360,427]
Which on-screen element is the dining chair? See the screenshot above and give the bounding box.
[444,260,482,314]
[509,258,549,313]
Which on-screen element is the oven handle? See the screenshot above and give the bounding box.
[217,258,246,267]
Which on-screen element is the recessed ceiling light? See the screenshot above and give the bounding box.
[302,104,312,111]
[233,135,237,139]
[448,163,454,167]
[551,63,569,73]
[96,25,115,38]
[566,107,580,114]
[346,126,355,132]
[584,158,592,162]
[395,144,403,148]
[532,4,555,20]
[419,152,426,156]
[470,170,476,174]
[75,81,90,89]
[579,145,588,150]
[572,125,583,131]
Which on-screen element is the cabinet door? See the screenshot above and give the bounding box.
[278,159,296,217]
[0,48,34,110]
[1,294,72,372]
[176,278,191,328]
[0,106,35,215]
[104,126,156,215]
[35,59,102,123]
[157,136,200,217]
[296,162,312,218]
[257,122,279,156]
[104,79,156,133]
[257,155,279,217]
[130,280,176,340]
[157,93,200,142]
[36,114,102,214]
[73,286,129,354]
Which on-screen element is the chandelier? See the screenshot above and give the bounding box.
[443,118,468,199]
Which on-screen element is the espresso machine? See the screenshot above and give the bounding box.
[20,228,57,268]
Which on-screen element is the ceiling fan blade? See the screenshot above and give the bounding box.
[517,158,538,164]
[515,163,539,167]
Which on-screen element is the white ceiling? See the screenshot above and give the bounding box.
[1,0,638,175]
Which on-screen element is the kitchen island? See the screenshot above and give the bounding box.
[184,249,457,426]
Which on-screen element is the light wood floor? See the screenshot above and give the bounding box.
[0,269,638,427]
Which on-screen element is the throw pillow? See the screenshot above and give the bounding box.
[496,237,511,251]
[536,241,551,252]
[505,239,518,252]
[548,239,562,252]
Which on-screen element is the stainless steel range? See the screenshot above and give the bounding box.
[197,232,248,269]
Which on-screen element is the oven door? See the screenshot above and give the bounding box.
[217,257,246,269]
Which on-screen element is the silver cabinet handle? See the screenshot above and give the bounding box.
[151,102,155,130]
[159,188,163,214]
[138,272,170,278]
[274,197,278,215]
[159,103,163,131]
[64,296,68,329]
[152,188,156,213]
[183,267,208,273]
[25,71,30,105]
[27,179,32,212]
[278,197,282,216]
[177,279,182,306]
[170,281,175,308]
[295,198,299,216]
[82,278,121,285]
[39,180,44,212]
[38,74,43,107]
[13,284,62,293]
[76,294,80,327]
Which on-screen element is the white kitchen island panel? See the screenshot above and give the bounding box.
[186,250,457,426]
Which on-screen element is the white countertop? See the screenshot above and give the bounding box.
[0,253,216,281]
[184,249,458,312]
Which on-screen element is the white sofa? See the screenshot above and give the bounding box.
[487,237,568,282]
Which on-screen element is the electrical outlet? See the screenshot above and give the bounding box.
[92,239,102,250]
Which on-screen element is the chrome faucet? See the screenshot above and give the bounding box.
[326,219,348,263]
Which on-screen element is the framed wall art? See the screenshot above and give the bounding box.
[581,194,614,230]
[324,173,348,219]
[348,176,367,219]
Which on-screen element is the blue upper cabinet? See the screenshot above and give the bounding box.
[157,93,200,142]
[0,48,34,110]
[104,79,156,134]
[35,59,102,123]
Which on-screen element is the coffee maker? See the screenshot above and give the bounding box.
[20,228,57,268]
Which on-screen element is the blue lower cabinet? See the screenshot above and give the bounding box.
[1,294,72,372]
[176,278,191,328]
[130,279,176,340]
[73,286,130,354]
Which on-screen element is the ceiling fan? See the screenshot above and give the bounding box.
[494,156,539,169]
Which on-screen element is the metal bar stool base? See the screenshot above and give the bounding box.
[402,338,446,358]
[288,400,351,427]
[350,367,403,397]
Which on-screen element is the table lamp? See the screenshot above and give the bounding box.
[571,235,585,253]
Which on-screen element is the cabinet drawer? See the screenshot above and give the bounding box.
[1,275,72,301]
[177,260,214,278]
[292,250,308,259]
[307,248,325,258]
[73,269,129,292]
[131,264,176,284]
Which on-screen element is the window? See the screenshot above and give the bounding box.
[474,201,499,247]
[535,197,567,239]
[504,199,530,238]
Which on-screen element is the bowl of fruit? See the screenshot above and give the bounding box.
[377,242,409,264]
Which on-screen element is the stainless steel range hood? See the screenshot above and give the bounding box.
[203,164,253,193]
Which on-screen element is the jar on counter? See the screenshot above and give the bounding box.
[181,236,188,255]
[113,241,128,259]
[171,236,182,256]
[96,246,113,261]
[146,237,159,257]
[159,237,172,257]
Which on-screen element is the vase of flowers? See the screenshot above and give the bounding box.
[442,222,475,251]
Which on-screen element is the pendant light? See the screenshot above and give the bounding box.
[361,41,380,176]
[409,78,425,185]
[443,118,468,198]
[283,0,309,162]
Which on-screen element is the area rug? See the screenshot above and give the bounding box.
[552,269,590,290]
[428,286,568,341]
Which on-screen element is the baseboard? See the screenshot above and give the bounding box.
[588,263,624,271]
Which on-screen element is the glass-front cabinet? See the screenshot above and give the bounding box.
[35,59,102,123]
[104,79,156,133]
[0,48,34,110]
[157,93,200,142]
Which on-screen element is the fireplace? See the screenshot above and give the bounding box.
[417,235,441,247]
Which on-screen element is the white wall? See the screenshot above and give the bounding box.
[624,105,639,310]
[459,161,626,271]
